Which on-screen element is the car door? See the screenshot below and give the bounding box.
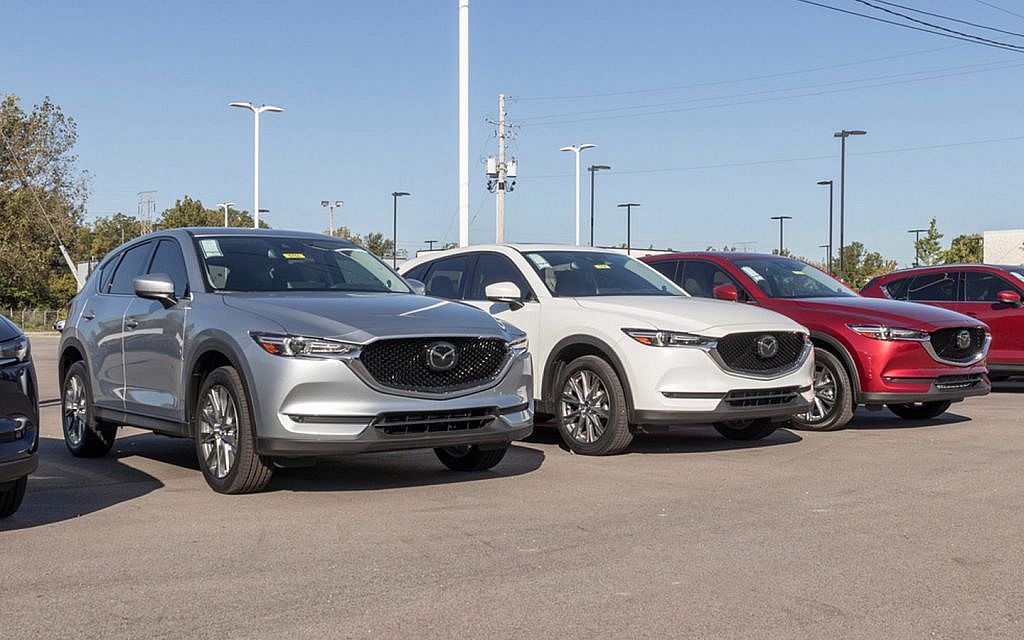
[905,270,959,312]
[956,270,1024,365]
[80,242,154,412]
[122,238,191,425]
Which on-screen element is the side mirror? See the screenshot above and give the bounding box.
[996,290,1022,307]
[133,274,176,308]
[713,283,740,302]
[405,278,426,296]
[485,281,524,310]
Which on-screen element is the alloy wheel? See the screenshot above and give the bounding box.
[198,384,239,479]
[559,369,610,444]
[800,363,837,423]
[63,373,87,447]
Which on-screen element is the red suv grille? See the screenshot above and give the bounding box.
[929,328,987,364]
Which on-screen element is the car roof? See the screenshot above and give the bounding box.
[642,251,787,261]
[402,243,638,268]
[112,227,360,250]
[875,263,1020,279]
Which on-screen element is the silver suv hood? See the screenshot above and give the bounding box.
[222,293,507,343]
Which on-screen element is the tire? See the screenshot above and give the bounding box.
[791,348,855,432]
[886,400,952,420]
[989,375,1010,382]
[194,366,273,494]
[554,355,633,455]
[0,476,27,519]
[713,418,779,441]
[434,443,509,471]
[61,361,117,457]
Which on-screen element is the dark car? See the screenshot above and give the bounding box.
[862,264,1024,379]
[0,315,39,518]
[642,253,990,431]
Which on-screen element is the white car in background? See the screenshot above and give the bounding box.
[402,245,815,455]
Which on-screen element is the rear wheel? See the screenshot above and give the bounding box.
[886,400,952,420]
[713,418,779,441]
[791,348,854,432]
[555,355,632,455]
[434,443,509,471]
[62,361,117,457]
[0,476,27,519]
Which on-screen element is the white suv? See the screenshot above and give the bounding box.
[402,246,814,455]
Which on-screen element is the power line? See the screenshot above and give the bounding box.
[852,0,1024,48]
[972,0,1024,22]
[792,0,1024,52]
[871,0,1024,37]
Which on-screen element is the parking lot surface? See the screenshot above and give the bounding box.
[2,335,1022,639]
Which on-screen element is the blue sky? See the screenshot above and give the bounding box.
[6,0,1024,264]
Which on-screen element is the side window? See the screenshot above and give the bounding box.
[148,240,190,298]
[906,272,957,302]
[403,263,429,282]
[649,260,678,282]
[678,260,745,299]
[107,242,153,295]
[962,271,1016,302]
[467,253,532,300]
[881,276,911,300]
[423,254,474,299]
[95,256,118,293]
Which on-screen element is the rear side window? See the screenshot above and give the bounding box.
[678,260,742,298]
[148,240,190,298]
[881,277,911,300]
[422,255,474,299]
[906,272,957,302]
[107,242,153,295]
[403,263,429,282]
[466,253,532,300]
[649,260,679,281]
[962,271,1016,302]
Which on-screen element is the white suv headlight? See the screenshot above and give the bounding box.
[847,325,929,342]
[250,332,360,358]
[622,328,717,348]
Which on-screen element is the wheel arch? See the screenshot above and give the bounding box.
[808,331,862,401]
[540,335,636,419]
[58,337,88,389]
[184,335,254,437]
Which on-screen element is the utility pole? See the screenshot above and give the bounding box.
[486,94,517,243]
[908,227,928,267]
[458,0,470,247]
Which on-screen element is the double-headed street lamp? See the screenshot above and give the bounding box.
[217,202,236,228]
[816,180,834,274]
[770,216,793,255]
[833,129,867,275]
[908,227,928,267]
[391,192,410,268]
[321,200,344,236]
[588,164,611,247]
[617,202,640,255]
[560,143,596,245]
[229,101,284,229]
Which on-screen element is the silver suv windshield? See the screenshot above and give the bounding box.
[523,250,684,297]
[194,236,410,293]
[734,257,856,299]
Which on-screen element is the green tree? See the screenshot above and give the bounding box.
[914,218,944,266]
[86,212,144,259]
[835,241,898,290]
[159,195,219,228]
[943,234,983,264]
[365,232,395,259]
[0,94,88,308]
[329,226,363,244]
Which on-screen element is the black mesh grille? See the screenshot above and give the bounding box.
[714,332,806,374]
[359,337,510,393]
[372,407,498,435]
[724,387,801,408]
[930,328,987,363]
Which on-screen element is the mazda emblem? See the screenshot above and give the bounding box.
[425,341,458,372]
[755,335,779,359]
[955,329,972,351]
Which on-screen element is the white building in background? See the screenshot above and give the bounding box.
[983,229,1024,265]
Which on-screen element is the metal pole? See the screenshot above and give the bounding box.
[393,194,398,268]
[253,110,260,229]
[839,136,845,275]
[574,150,581,245]
[626,205,631,255]
[828,182,834,274]
[496,93,506,243]
[779,219,784,254]
[458,0,470,247]
[589,167,596,247]
[329,204,334,236]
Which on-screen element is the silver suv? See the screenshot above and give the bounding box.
[58,229,533,493]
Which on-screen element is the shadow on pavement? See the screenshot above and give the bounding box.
[844,409,971,430]
[525,422,802,454]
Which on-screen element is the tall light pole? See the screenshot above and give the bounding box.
[229,101,284,229]
[588,164,611,247]
[458,0,470,247]
[217,202,236,228]
[321,199,343,236]
[391,192,410,268]
[425,240,439,252]
[816,180,834,274]
[833,129,866,276]
[819,244,830,269]
[770,215,793,255]
[617,202,640,255]
[560,143,596,245]
[908,228,928,267]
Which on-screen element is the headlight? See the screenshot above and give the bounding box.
[0,335,29,364]
[508,333,529,353]
[250,332,360,358]
[847,324,929,342]
[622,328,717,348]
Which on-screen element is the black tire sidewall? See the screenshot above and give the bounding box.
[61,361,116,456]
[554,355,632,455]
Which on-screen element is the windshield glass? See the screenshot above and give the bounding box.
[523,250,685,297]
[734,257,856,299]
[195,236,410,293]
[1009,269,1024,286]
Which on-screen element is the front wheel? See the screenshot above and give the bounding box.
[555,355,633,455]
[0,476,27,519]
[791,348,854,432]
[713,418,779,441]
[434,443,509,471]
[886,401,952,420]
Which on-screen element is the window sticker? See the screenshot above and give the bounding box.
[282,252,306,260]
[199,239,222,258]
[741,265,765,282]
[527,254,552,270]
[594,263,611,269]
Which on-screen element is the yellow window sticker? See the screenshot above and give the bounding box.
[282,253,306,260]
[594,263,611,269]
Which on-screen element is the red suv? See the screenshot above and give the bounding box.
[862,264,1024,379]
[642,253,991,430]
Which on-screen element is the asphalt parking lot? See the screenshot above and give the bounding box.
[2,335,1022,639]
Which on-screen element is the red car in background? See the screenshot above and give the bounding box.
[642,252,991,430]
[862,264,1024,379]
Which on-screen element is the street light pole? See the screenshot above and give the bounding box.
[391,192,410,268]
[217,202,236,228]
[833,129,866,276]
[560,144,596,245]
[230,102,284,229]
[770,216,794,255]
[617,203,640,255]
[816,180,834,274]
[425,240,438,252]
[321,200,343,236]
[588,164,611,247]
[819,244,830,269]
[908,228,928,267]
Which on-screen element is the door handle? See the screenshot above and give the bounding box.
[82,311,95,321]
[125,319,139,329]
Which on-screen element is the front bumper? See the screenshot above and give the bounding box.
[241,341,534,458]
[860,375,991,404]
[0,359,40,484]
